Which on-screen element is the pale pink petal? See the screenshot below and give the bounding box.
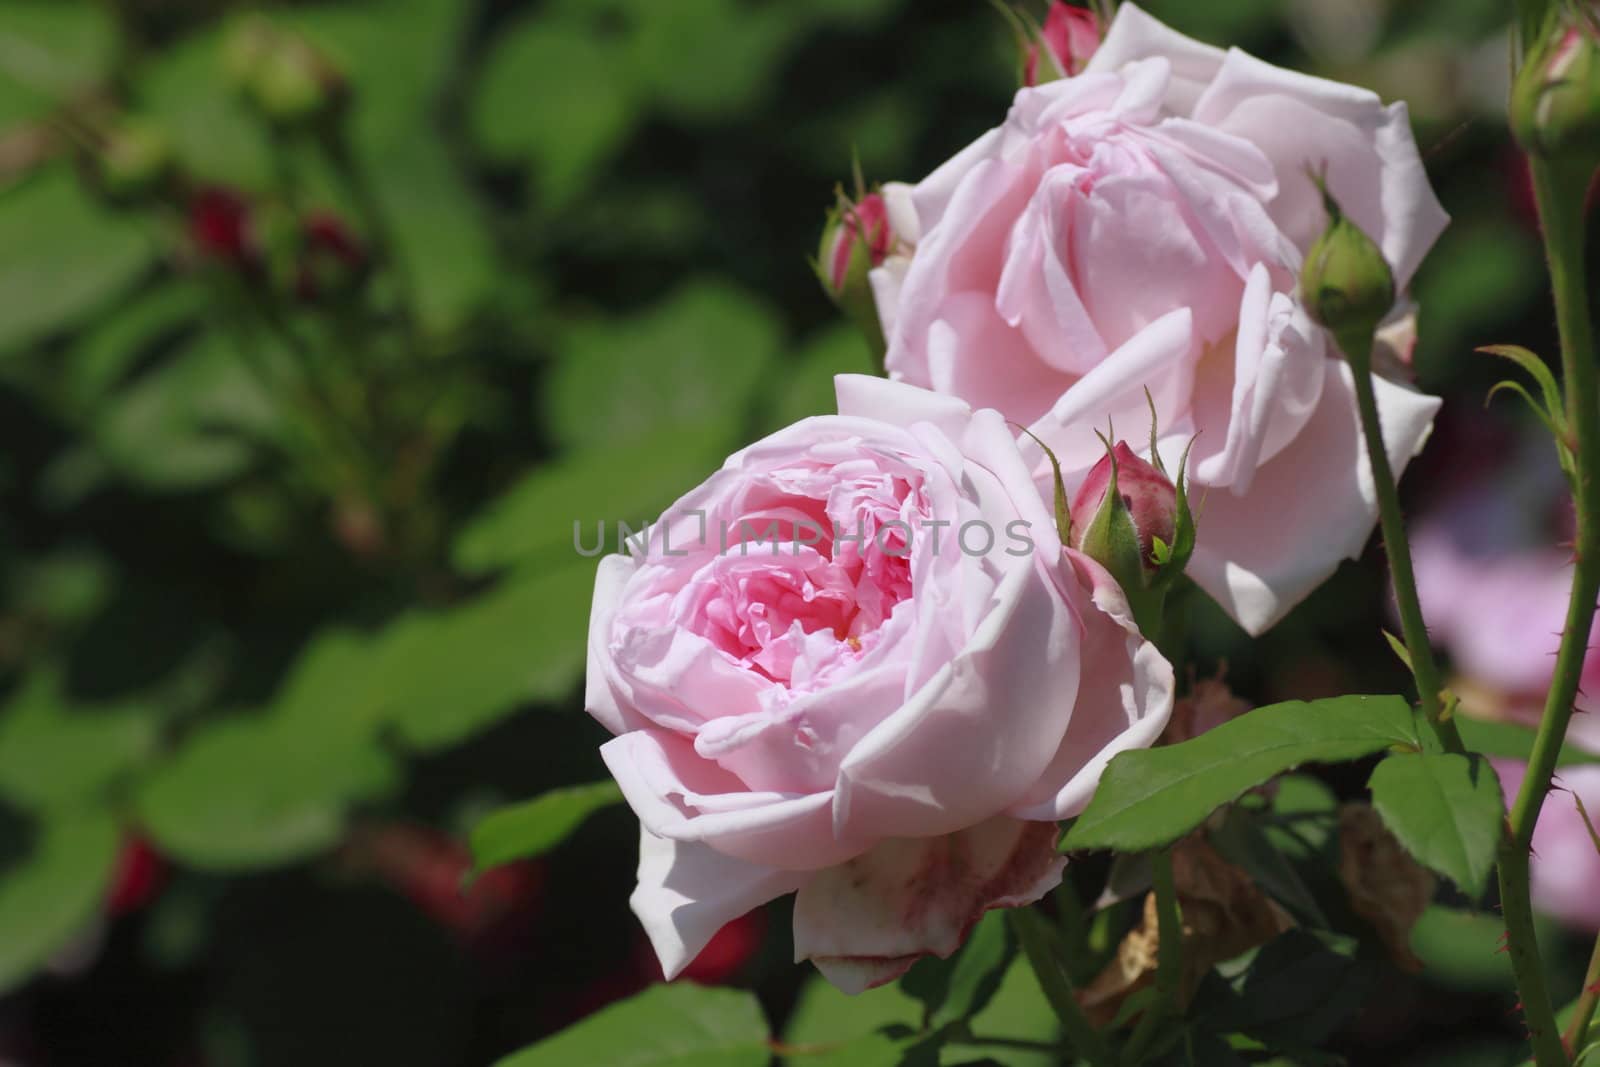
[833,560,1083,840]
[1191,51,1448,287]
[832,374,974,436]
[792,817,1066,994]
[601,730,864,870]
[925,293,1072,429]
[1009,553,1176,819]
[1184,359,1440,635]
[587,553,645,735]
[631,828,805,979]
[1025,307,1197,474]
[1084,3,1226,116]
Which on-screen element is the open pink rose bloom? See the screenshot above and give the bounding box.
[588,3,1452,996]
[587,378,1173,991]
[873,3,1445,634]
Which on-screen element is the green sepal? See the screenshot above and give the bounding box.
[1014,424,1071,547]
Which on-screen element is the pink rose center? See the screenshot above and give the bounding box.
[678,462,925,690]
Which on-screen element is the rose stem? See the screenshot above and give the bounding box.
[1008,908,1118,1067]
[1335,321,1466,755]
[1121,849,1183,1064]
[1503,152,1600,1067]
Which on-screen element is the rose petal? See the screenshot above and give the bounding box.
[1184,359,1440,635]
[1084,3,1227,116]
[631,828,804,979]
[1009,552,1176,819]
[792,817,1066,993]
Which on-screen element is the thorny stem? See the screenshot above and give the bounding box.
[1121,850,1183,1065]
[1566,936,1600,1054]
[1502,156,1600,1067]
[1008,908,1118,1067]
[1338,325,1466,756]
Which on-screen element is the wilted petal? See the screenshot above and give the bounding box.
[792,817,1065,994]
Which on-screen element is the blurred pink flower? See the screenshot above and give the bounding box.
[1492,760,1600,930]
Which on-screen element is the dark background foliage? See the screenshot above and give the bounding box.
[0,0,1584,1064]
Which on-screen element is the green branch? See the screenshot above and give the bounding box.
[1502,155,1600,1067]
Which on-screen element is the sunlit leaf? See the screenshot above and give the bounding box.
[494,983,770,1067]
[1368,752,1503,898]
[469,781,624,874]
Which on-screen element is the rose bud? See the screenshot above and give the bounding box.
[230,19,349,130]
[295,211,369,303]
[1300,177,1396,348]
[94,120,174,205]
[1023,2,1101,86]
[818,191,892,301]
[106,837,167,917]
[1512,14,1600,169]
[188,186,260,270]
[1071,441,1178,575]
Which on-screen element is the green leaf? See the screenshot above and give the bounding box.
[494,983,770,1067]
[0,165,156,357]
[546,280,781,450]
[470,18,638,207]
[453,423,732,577]
[136,712,397,871]
[93,332,286,491]
[1367,752,1503,898]
[783,974,919,1048]
[1196,930,1372,1053]
[900,910,1012,1028]
[469,781,624,874]
[1409,906,1515,992]
[0,806,120,996]
[1454,715,1600,766]
[0,671,158,810]
[367,136,497,339]
[945,954,1061,1067]
[379,559,597,752]
[137,31,275,187]
[1209,808,1329,927]
[1063,696,1417,852]
[62,281,204,415]
[0,1,117,123]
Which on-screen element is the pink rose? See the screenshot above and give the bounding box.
[1413,526,1600,754]
[1493,760,1600,931]
[872,3,1446,634]
[586,376,1174,993]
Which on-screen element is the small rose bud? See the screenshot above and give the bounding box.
[1300,177,1395,347]
[228,17,349,130]
[95,120,174,204]
[1023,2,1101,86]
[295,211,369,303]
[188,186,259,269]
[1512,15,1600,168]
[819,191,892,299]
[1071,441,1178,573]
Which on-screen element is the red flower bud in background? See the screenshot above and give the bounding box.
[106,837,167,917]
[1512,13,1600,170]
[1072,441,1178,571]
[188,187,260,270]
[295,211,369,304]
[1023,2,1101,86]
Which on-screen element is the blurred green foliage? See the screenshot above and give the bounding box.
[0,0,1580,1064]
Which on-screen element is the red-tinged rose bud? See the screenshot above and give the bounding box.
[295,211,369,303]
[819,192,892,298]
[1024,2,1101,86]
[1071,441,1178,572]
[106,837,167,917]
[1512,14,1600,169]
[188,187,260,269]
